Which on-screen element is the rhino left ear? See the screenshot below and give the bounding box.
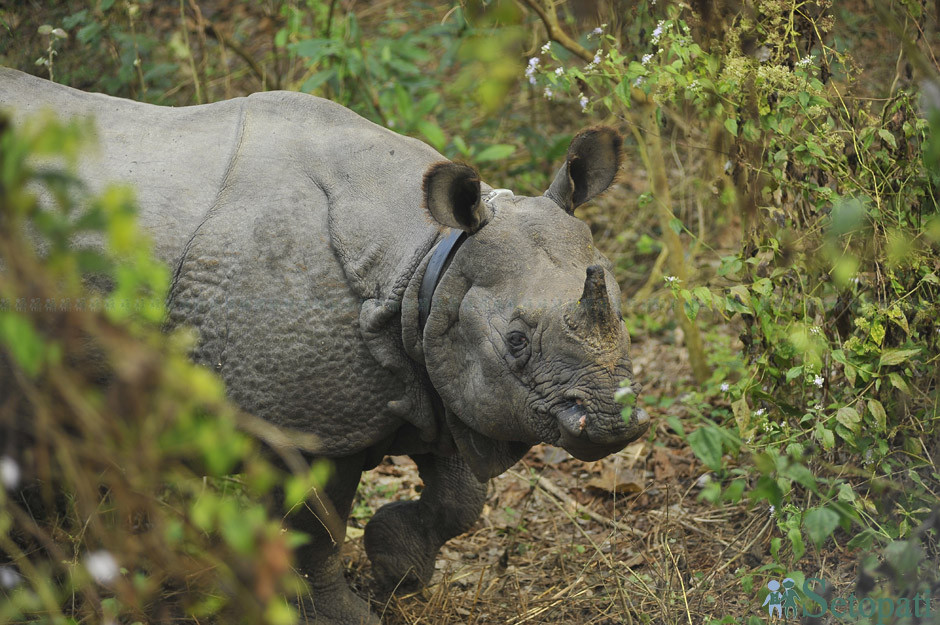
[545,126,623,214]
[423,162,493,234]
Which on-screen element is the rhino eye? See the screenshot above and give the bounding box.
[506,331,529,355]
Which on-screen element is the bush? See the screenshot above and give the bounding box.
[0,113,326,625]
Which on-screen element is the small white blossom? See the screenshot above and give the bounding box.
[720,383,730,392]
[641,53,653,65]
[664,275,679,284]
[85,550,119,585]
[528,57,540,68]
[589,27,604,38]
[555,67,564,76]
[688,80,701,93]
[579,94,589,111]
[813,375,825,388]
[529,75,537,86]
[754,408,766,418]
[614,386,634,401]
[810,326,821,335]
[651,21,665,43]
[0,455,20,491]
[796,54,814,68]
[769,505,775,517]
[543,87,554,99]
[634,77,645,87]
[0,566,22,589]
[541,42,551,53]
[593,52,602,65]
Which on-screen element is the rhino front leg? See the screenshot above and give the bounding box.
[290,452,379,625]
[364,453,487,595]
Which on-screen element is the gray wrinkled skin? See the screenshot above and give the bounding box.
[0,68,650,625]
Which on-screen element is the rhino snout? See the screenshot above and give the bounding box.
[553,401,650,461]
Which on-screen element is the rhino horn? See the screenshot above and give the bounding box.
[574,265,619,336]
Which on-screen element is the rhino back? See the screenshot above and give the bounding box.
[0,67,243,269]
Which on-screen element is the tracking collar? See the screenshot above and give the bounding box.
[417,188,513,333]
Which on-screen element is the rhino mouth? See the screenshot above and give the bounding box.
[552,401,650,461]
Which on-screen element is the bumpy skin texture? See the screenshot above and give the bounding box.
[0,68,650,624]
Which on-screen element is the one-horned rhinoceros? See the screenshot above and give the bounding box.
[0,67,650,624]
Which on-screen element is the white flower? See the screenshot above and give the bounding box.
[664,275,679,284]
[592,27,603,36]
[641,53,653,65]
[528,57,540,68]
[651,21,665,43]
[541,42,551,53]
[754,408,766,418]
[614,386,634,401]
[543,87,554,99]
[634,77,645,87]
[555,67,564,76]
[0,566,22,589]
[797,55,814,68]
[813,375,825,388]
[579,95,589,111]
[810,326,821,335]
[720,383,730,392]
[85,551,119,585]
[769,505,775,517]
[593,52,602,65]
[688,80,701,93]
[0,455,20,491]
[529,76,537,86]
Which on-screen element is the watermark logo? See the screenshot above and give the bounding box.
[758,575,934,623]
[762,578,800,619]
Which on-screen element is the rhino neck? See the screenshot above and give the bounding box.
[400,233,442,366]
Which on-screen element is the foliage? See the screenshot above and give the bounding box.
[550,0,940,567]
[0,113,325,624]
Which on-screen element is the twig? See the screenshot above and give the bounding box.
[516,0,593,63]
[204,23,270,91]
[507,469,645,538]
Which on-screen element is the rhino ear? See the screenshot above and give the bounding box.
[545,126,623,214]
[423,162,492,234]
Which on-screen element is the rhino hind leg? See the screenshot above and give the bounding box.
[364,453,487,595]
[289,452,380,625]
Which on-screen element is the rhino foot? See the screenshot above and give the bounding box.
[365,500,438,595]
[296,572,380,625]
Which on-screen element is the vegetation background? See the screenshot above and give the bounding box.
[0,0,938,623]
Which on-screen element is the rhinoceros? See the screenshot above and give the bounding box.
[0,67,649,624]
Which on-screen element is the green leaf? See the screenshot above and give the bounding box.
[788,526,805,560]
[688,426,723,470]
[867,399,887,432]
[474,144,515,162]
[668,217,683,234]
[877,128,898,149]
[835,406,861,433]
[804,506,840,547]
[300,69,335,93]
[814,423,834,450]
[888,372,910,394]
[416,120,446,152]
[724,117,738,136]
[0,313,45,377]
[879,348,920,367]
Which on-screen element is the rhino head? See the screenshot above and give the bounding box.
[413,127,650,480]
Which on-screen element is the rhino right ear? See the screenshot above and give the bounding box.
[423,162,492,234]
[545,126,623,214]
